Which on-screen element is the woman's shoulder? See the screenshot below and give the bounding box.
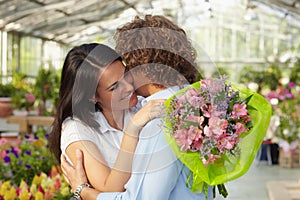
[61,117,100,148]
[62,117,97,136]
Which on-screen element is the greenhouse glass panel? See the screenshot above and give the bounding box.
[236,30,246,59]
[20,36,42,76]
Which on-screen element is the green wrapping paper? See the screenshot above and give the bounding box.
[163,81,272,192]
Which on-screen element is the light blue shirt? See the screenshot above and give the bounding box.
[97,86,213,200]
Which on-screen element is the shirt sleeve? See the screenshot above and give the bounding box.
[60,118,99,164]
[96,192,122,200]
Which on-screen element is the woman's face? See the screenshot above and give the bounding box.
[95,60,138,112]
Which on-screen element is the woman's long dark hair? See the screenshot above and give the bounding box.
[48,43,121,162]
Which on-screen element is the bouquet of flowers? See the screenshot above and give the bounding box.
[163,77,272,197]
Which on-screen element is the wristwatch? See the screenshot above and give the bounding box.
[73,183,92,200]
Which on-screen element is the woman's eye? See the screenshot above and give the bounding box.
[110,83,119,91]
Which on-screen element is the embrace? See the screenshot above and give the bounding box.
[48,15,213,200]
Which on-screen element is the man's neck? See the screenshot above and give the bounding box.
[138,84,166,97]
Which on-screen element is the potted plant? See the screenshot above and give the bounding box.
[0,83,15,118]
[9,73,36,116]
[277,95,300,147]
[11,89,36,116]
[34,68,60,116]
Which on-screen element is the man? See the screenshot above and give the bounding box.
[61,15,213,200]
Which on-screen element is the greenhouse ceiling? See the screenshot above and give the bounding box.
[0,0,300,45]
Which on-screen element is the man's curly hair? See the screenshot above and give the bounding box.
[114,15,200,87]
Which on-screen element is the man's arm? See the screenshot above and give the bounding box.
[61,150,100,200]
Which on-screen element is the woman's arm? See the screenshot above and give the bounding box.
[61,150,100,200]
[65,99,165,194]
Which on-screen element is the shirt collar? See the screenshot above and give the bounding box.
[97,110,133,133]
[141,86,182,106]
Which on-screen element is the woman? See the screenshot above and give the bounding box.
[48,43,165,194]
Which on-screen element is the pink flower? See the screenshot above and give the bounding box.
[54,176,62,190]
[202,154,221,167]
[200,79,211,88]
[191,139,203,151]
[204,117,228,137]
[232,103,248,118]
[175,96,185,108]
[278,88,293,100]
[218,134,237,152]
[174,129,192,151]
[0,138,8,145]
[202,104,224,118]
[186,115,204,125]
[1,149,7,159]
[235,122,248,135]
[188,126,202,141]
[288,82,295,88]
[25,93,36,103]
[265,91,279,101]
[188,95,201,108]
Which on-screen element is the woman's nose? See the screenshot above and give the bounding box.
[121,78,134,92]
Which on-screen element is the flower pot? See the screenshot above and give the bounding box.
[12,109,28,116]
[0,97,13,118]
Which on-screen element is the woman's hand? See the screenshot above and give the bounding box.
[125,99,166,136]
[61,149,88,193]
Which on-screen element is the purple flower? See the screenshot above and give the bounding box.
[25,164,32,169]
[10,147,19,158]
[25,150,31,156]
[4,156,11,163]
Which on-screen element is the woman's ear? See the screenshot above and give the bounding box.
[89,97,97,103]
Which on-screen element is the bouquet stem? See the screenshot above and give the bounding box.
[213,184,228,198]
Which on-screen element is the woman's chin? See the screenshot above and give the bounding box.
[128,93,138,108]
[112,93,138,110]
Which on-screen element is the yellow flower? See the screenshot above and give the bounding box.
[40,172,48,180]
[32,175,41,185]
[0,181,11,196]
[60,185,71,196]
[19,189,31,200]
[34,191,44,200]
[33,138,45,148]
[19,180,29,190]
[41,177,52,191]
[4,187,17,200]
[30,184,37,196]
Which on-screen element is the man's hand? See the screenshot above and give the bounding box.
[61,149,89,193]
